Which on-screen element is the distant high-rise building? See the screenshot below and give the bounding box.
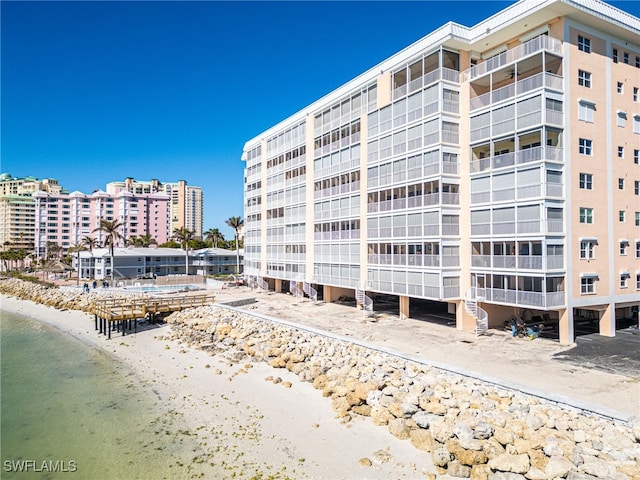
[107,178,203,238]
[242,0,640,345]
[32,189,170,259]
[0,173,66,251]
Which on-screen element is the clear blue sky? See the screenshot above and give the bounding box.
[2,1,638,239]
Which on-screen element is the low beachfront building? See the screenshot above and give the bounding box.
[241,0,640,345]
[77,246,242,280]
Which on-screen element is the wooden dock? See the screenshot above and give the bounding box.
[91,293,216,338]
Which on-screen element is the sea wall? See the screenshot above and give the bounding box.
[0,277,143,311]
[2,277,639,479]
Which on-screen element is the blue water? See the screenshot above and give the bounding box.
[0,310,213,479]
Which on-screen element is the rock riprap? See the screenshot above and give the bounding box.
[163,305,640,479]
[2,277,639,479]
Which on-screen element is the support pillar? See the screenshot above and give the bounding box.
[399,296,410,320]
[455,300,476,332]
[275,279,282,293]
[558,308,573,346]
[599,303,615,337]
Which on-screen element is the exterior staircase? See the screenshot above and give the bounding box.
[464,288,488,336]
[289,281,303,301]
[355,288,374,317]
[303,282,318,303]
[256,276,268,292]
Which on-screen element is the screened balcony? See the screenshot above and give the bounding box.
[462,35,562,81]
[472,273,565,308]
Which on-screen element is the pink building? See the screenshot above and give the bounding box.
[33,190,170,259]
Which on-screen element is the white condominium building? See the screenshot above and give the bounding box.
[242,0,640,345]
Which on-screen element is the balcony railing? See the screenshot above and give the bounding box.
[471,146,563,173]
[392,67,460,100]
[475,287,565,307]
[470,72,563,110]
[462,35,563,81]
[471,254,564,270]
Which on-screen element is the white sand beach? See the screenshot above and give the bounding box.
[1,294,437,479]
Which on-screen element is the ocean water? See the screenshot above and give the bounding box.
[0,310,214,479]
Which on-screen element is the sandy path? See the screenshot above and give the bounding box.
[1,295,436,478]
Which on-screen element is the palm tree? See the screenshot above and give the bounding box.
[46,241,62,261]
[82,236,99,252]
[225,216,244,276]
[204,228,224,249]
[172,227,194,276]
[69,243,87,286]
[93,220,123,281]
[138,234,157,247]
[127,235,140,247]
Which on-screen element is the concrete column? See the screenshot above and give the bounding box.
[399,296,410,320]
[599,303,615,337]
[274,279,282,293]
[324,285,335,303]
[455,300,476,332]
[558,308,573,346]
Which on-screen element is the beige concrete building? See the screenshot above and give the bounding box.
[0,173,66,251]
[107,178,203,238]
[242,0,640,345]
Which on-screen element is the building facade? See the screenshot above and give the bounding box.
[33,190,170,259]
[77,246,241,280]
[0,174,66,251]
[242,0,640,345]
[107,178,204,238]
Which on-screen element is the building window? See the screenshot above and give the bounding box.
[635,149,639,164]
[624,52,629,64]
[578,35,591,53]
[618,146,624,158]
[581,277,596,294]
[620,241,628,255]
[619,210,625,222]
[579,138,592,155]
[636,241,640,258]
[637,56,640,68]
[634,115,640,134]
[636,273,640,290]
[636,212,640,226]
[619,178,625,190]
[617,82,623,94]
[613,48,618,63]
[635,181,639,195]
[617,111,626,127]
[634,87,639,102]
[579,173,593,189]
[578,70,591,87]
[580,241,595,259]
[580,207,593,224]
[620,274,628,289]
[578,101,595,122]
